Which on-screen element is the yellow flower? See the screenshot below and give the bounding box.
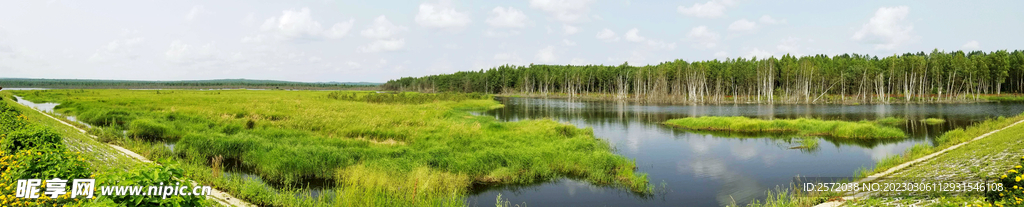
[1017,176,1022,182]
[1017,165,1023,169]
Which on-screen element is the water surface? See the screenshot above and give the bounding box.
[466,97,1024,207]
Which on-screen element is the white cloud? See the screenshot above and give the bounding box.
[563,39,577,46]
[624,28,645,42]
[714,51,728,59]
[744,47,774,59]
[728,19,756,31]
[345,61,361,68]
[759,15,785,24]
[595,28,619,42]
[494,52,523,64]
[484,29,522,37]
[677,0,734,18]
[962,40,980,50]
[486,7,528,28]
[687,26,719,49]
[185,5,206,21]
[165,40,221,66]
[646,40,676,50]
[777,37,803,56]
[361,15,407,39]
[622,28,674,50]
[529,0,593,23]
[359,38,405,53]
[562,24,579,35]
[570,58,587,65]
[535,45,556,63]
[852,6,914,50]
[414,2,471,29]
[89,30,145,63]
[255,8,355,41]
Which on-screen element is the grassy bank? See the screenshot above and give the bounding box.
[0,93,213,206]
[663,116,906,139]
[11,89,650,206]
[846,113,1024,206]
[855,112,1024,178]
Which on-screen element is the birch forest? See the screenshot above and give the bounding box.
[383,50,1024,104]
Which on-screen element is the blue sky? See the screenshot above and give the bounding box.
[1,0,1022,82]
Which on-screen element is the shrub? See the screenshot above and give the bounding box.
[79,109,133,127]
[92,163,209,206]
[129,119,172,141]
[1,124,65,154]
[986,156,1024,205]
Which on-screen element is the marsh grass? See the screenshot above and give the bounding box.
[727,184,839,207]
[11,89,650,206]
[921,118,946,125]
[663,116,906,139]
[794,138,819,150]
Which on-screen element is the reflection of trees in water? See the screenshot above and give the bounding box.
[484,97,1024,149]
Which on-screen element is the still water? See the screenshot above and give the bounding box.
[466,97,1024,206]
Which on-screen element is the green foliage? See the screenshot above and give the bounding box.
[385,50,1024,104]
[92,163,209,206]
[985,158,1024,205]
[663,116,906,139]
[0,99,91,206]
[128,118,175,141]
[1,123,65,154]
[327,91,492,104]
[79,109,134,127]
[921,118,946,125]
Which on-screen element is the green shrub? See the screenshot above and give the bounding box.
[986,156,1024,206]
[79,109,134,127]
[1,124,65,154]
[92,163,209,206]
[129,119,173,141]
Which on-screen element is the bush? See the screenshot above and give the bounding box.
[1,124,65,154]
[986,156,1024,205]
[129,119,172,141]
[79,109,134,127]
[0,149,91,206]
[92,163,209,206]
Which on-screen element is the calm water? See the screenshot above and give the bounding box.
[466,97,1024,207]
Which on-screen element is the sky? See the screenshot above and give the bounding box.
[1,0,1022,83]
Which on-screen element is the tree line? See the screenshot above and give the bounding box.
[383,49,1024,104]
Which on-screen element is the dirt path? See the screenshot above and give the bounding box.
[22,104,254,207]
[814,119,1024,207]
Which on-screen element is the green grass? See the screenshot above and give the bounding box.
[11,89,650,206]
[726,185,839,207]
[663,116,906,139]
[984,94,1024,102]
[855,112,1024,178]
[795,138,819,150]
[921,118,946,125]
[0,94,215,206]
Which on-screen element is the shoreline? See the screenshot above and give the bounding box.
[495,92,1022,105]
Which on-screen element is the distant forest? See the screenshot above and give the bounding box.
[0,78,380,90]
[383,49,1024,104]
